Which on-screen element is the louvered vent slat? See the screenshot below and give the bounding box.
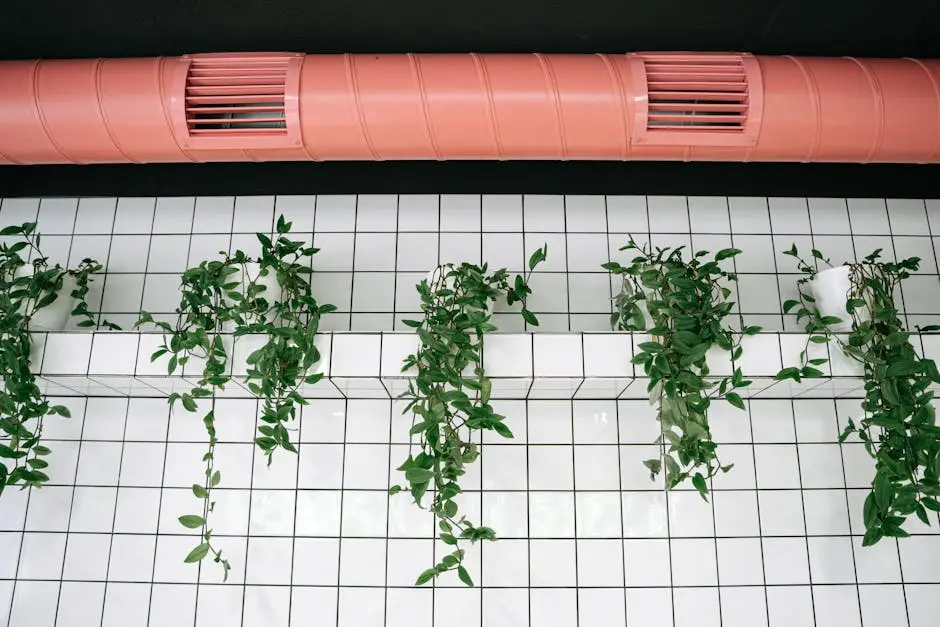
[184,57,289,136]
[644,57,750,133]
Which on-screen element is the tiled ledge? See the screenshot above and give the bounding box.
[27,331,937,400]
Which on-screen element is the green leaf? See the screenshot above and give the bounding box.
[415,568,436,585]
[528,245,548,270]
[885,331,910,347]
[692,473,709,500]
[714,248,742,261]
[725,392,745,410]
[922,497,940,512]
[181,395,197,412]
[481,378,492,404]
[178,515,206,529]
[642,458,662,479]
[444,500,458,517]
[184,543,211,563]
[782,299,800,314]
[862,527,884,547]
[51,405,71,418]
[405,467,434,483]
[800,366,825,378]
[388,485,403,495]
[775,367,801,382]
[457,565,474,587]
[211,470,221,487]
[874,472,893,511]
[491,420,513,439]
[521,309,539,327]
[441,533,458,545]
[192,484,208,499]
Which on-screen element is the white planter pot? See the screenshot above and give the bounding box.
[224,333,269,377]
[221,262,284,331]
[223,262,282,305]
[427,266,494,316]
[809,266,867,332]
[23,273,78,331]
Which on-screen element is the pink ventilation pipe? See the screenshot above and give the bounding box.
[0,52,939,165]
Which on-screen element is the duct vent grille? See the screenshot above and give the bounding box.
[184,56,290,137]
[646,57,748,131]
[629,53,763,147]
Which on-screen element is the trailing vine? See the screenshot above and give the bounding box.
[0,221,115,498]
[391,245,547,586]
[779,245,940,545]
[137,215,333,578]
[604,237,760,500]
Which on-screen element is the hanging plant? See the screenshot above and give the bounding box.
[391,245,547,587]
[603,237,760,500]
[137,215,334,579]
[0,221,116,498]
[778,245,940,545]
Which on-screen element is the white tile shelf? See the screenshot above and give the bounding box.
[25,330,940,401]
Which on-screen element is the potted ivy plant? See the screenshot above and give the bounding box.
[137,215,334,579]
[778,245,940,545]
[0,221,115,498]
[603,237,760,500]
[391,245,547,587]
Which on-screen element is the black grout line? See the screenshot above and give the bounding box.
[9,528,939,541]
[47,228,940,238]
[685,195,726,627]
[144,375,174,626]
[287,324,307,627]
[0,578,924,589]
[97,397,132,627]
[51,249,99,623]
[744,397,772,625]
[333,398,350,627]
[830,396,871,627]
[568,399,581,626]
[15,485,940,502]
[524,398,533,627]
[344,197,359,331]
[613,393,630,626]
[381,385,394,627]
[50,397,90,627]
[238,398,262,627]
[649,194,680,627]
[788,398,819,627]
[92,198,120,327]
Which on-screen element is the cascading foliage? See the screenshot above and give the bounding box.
[137,215,334,578]
[779,245,940,545]
[391,246,546,586]
[0,221,114,498]
[604,237,760,500]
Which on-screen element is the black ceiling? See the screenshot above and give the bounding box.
[1,0,939,198]
[2,0,940,59]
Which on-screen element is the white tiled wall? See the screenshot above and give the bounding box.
[1,195,940,627]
